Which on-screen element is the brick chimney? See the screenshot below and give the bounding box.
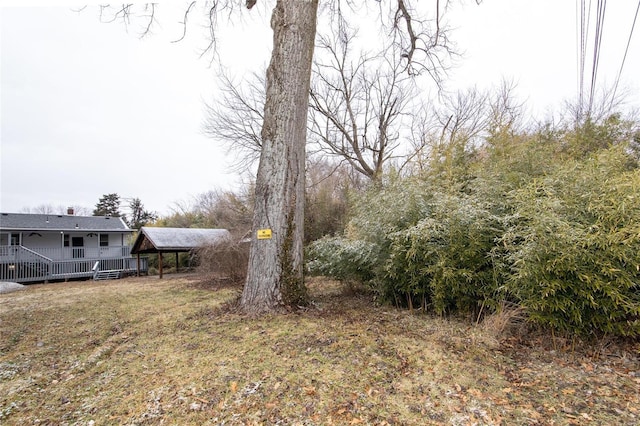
[67,207,74,215]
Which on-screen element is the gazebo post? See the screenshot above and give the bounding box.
[136,253,140,277]
[159,252,163,279]
[175,252,179,273]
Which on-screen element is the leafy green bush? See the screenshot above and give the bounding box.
[306,237,379,284]
[384,194,505,314]
[307,178,508,316]
[504,147,640,336]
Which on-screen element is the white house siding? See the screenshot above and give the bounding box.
[22,232,61,253]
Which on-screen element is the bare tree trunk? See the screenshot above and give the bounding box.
[240,0,318,314]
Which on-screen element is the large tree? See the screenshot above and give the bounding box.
[241,0,455,313]
[239,0,319,313]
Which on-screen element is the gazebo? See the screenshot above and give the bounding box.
[130,227,232,278]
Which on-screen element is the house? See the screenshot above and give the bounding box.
[130,227,232,278]
[0,211,146,283]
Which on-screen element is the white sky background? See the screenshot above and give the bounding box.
[1,1,639,217]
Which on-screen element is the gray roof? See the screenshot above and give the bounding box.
[0,212,131,232]
[131,227,232,254]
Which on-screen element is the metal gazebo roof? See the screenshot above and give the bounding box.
[130,227,232,254]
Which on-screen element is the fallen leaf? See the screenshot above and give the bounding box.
[468,388,483,398]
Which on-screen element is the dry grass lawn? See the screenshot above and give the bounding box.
[1,274,638,425]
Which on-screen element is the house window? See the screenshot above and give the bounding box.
[99,234,109,247]
[64,235,70,247]
[10,233,20,246]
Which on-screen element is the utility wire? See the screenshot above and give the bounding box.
[588,0,607,116]
[610,0,640,108]
[577,0,583,115]
[577,0,592,118]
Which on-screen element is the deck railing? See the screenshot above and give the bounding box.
[0,245,146,283]
[0,246,132,262]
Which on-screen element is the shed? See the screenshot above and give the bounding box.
[130,227,232,278]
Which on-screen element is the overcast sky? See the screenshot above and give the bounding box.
[1,1,639,217]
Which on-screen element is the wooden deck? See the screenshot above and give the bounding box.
[0,246,147,283]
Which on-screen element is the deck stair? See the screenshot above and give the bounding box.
[92,262,123,281]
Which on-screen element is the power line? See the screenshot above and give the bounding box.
[577,0,592,118]
[577,0,583,115]
[588,0,607,116]
[610,0,640,106]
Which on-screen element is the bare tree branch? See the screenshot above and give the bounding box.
[172,1,196,43]
[202,3,219,60]
[390,0,459,82]
[309,20,414,182]
[203,70,265,172]
[100,2,246,61]
[99,4,133,27]
[395,0,417,65]
[487,79,525,138]
[98,3,158,38]
[141,3,156,37]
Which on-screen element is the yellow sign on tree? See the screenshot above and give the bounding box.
[257,229,272,240]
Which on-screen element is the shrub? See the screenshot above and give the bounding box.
[305,177,442,291]
[384,193,506,315]
[306,237,379,285]
[196,241,250,283]
[504,147,640,336]
[346,177,437,246]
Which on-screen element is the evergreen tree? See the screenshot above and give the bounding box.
[93,193,121,217]
[128,198,158,229]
